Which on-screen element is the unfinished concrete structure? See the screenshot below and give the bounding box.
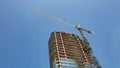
[48,31,101,68]
[32,7,101,68]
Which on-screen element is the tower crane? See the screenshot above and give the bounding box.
[32,8,102,68]
[32,8,93,45]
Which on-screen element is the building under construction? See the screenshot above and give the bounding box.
[48,31,101,68]
[32,8,101,68]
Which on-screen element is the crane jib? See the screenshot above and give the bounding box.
[32,8,93,43]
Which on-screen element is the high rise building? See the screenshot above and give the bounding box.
[48,31,101,68]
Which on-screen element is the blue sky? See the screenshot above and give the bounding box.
[0,0,120,68]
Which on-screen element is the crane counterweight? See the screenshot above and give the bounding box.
[75,25,93,35]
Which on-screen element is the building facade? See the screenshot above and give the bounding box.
[48,31,101,68]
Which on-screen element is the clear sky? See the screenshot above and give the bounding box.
[0,0,120,68]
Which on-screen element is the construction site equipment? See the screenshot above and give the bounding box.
[32,8,93,45]
[32,8,101,68]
